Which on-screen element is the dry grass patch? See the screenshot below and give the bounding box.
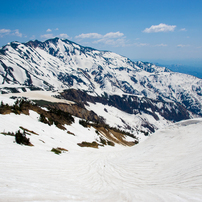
[93,126,138,146]
[67,131,75,136]
[77,141,101,148]
[19,126,39,136]
[51,147,68,155]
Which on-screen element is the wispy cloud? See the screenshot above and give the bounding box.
[0,28,22,37]
[177,44,189,48]
[41,34,54,39]
[134,43,149,47]
[180,28,187,32]
[0,29,11,34]
[155,43,168,47]
[75,33,103,39]
[103,31,124,38]
[143,23,176,33]
[46,29,52,32]
[13,29,22,37]
[75,31,126,47]
[58,33,69,38]
[93,38,126,47]
[128,43,167,47]
[40,33,69,39]
[75,31,124,39]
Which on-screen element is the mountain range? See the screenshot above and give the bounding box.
[0,37,202,135]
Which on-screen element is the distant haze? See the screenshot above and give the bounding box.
[132,59,202,79]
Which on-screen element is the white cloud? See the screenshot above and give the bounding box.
[75,31,124,40]
[180,28,187,31]
[93,38,126,47]
[13,29,22,37]
[103,31,124,38]
[135,43,149,47]
[155,43,168,47]
[177,44,189,48]
[55,28,59,31]
[0,29,11,34]
[46,29,52,32]
[58,33,69,38]
[40,33,69,39]
[40,34,54,39]
[75,31,126,46]
[75,33,103,39]
[143,23,176,33]
[0,29,22,37]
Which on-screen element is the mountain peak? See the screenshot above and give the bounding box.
[45,37,60,44]
[25,39,43,48]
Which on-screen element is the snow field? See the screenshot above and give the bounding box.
[86,102,170,142]
[0,92,202,201]
[0,104,202,201]
[0,90,75,105]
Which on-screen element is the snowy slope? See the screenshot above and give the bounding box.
[1,104,202,201]
[0,89,191,138]
[0,37,202,116]
[1,37,202,202]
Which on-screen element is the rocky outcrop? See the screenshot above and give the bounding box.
[60,89,191,123]
[38,101,105,124]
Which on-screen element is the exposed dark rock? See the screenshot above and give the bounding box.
[60,89,191,123]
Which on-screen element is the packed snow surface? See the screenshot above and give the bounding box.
[0,106,202,201]
[1,90,75,104]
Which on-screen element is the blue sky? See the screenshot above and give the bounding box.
[0,0,202,65]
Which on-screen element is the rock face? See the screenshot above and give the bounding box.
[0,37,201,134]
[42,102,105,125]
[60,89,190,122]
[58,89,190,133]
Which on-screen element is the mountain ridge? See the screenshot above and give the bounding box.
[0,37,202,135]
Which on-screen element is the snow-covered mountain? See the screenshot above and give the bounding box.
[0,37,202,135]
[1,37,171,95]
[0,37,202,115]
[1,38,202,201]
